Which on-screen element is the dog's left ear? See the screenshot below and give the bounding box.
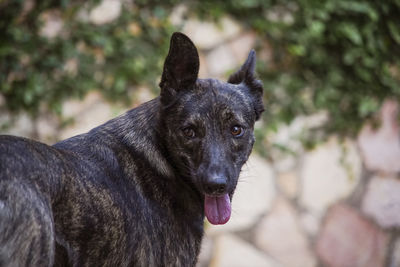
[228,50,264,120]
[159,32,199,105]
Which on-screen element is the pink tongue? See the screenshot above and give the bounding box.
[204,194,231,225]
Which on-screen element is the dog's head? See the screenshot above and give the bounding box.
[159,32,264,225]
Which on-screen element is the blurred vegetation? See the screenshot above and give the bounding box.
[0,0,175,116]
[1,0,400,149]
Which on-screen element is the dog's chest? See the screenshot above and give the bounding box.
[132,218,202,266]
[54,181,204,266]
[126,198,204,266]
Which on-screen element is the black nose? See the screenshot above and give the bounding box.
[204,177,227,195]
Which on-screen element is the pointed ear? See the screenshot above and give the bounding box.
[159,32,199,104]
[228,50,264,120]
[228,50,257,84]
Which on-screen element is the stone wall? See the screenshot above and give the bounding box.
[173,12,400,267]
[1,3,399,266]
[197,101,400,267]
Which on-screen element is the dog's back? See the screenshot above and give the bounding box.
[0,136,63,266]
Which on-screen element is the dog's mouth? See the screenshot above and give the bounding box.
[204,193,231,225]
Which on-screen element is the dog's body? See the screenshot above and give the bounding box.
[0,33,264,266]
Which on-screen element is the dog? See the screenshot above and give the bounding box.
[0,32,264,266]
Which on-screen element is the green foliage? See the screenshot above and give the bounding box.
[191,0,400,142]
[1,0,399,149]
[0,0,174,116]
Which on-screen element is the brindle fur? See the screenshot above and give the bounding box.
[0,32,264,266]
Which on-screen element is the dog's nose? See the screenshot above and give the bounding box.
[204,176,227,195]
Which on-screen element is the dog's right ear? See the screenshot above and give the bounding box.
[159,32,199,105]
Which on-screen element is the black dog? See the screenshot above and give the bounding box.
[0,32,264,266]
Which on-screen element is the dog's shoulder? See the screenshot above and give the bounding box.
[0,135,65,173]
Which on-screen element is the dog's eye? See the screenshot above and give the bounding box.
[231,126,244,137]
[182,127,196,138]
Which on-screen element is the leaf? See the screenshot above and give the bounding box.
[388,21,400,44]
[339,1,379,21]
[288,44,306,56]
[339,23,363,45]
[308,20,325,38]
[358,97,378,117]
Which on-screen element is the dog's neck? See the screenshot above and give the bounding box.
[102,98,204,217]
[115,98,175,178]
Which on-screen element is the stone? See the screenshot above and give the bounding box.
[182,19,221,50]
[169,4,188,26]
[277,171,298,199]
[205,44,237,77]
[63,58,78,76]
[89,0,122,25]
[198,51,209,78]
[258,40,273,63]
[362,175,400,229]
[207,154,275,233]
[228,32,257,63]
[130,86,156,107]
[60,92,115,139]
[390,238,400,267]
[255,198,316,267]
[269,112,328,173]
[62,91,102,118]
[273,154,297,173]
[36,114,59,143]
[299,212,320,237]
[358,99,400,174]
[20,0,35,19]
[39,10,64,39]
[218,17,242,41]
[182,17,242,50]
[76,6,90,23]
[196,235,213,267]
[269,112,328,156]
[316,204,388,267]
[300,137,362,215]
[264,6,295,25]
[0,112,34,138]
[212,234,280,267]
